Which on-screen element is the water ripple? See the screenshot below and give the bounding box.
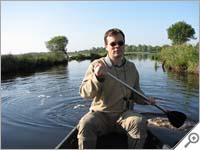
[1,59,198,149]
[46,97,91,128]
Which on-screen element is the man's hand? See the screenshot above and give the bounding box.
[94,61,107,78]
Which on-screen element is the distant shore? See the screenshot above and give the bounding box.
[1,44,198,79]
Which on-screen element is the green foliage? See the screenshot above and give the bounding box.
[75,53,89,61]
[69,44,161,57]
[46,36,68,54]
[1,52,68,76]
[68,47,107,61]
[69,52,106,62]
[1,54,19,73]
[160,44,198,74]
[167,21,196,45]
[150,54,159,60]
[195,42,199,49]
[68,44,161,62]
[124,44,161,53]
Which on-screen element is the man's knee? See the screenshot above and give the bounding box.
[126,115,147,148]
[129,116,147,139]
[120,112,147,128]
[118,111,147,139]
[77,112,108,149]
[77,111,108,140]
[77,118,97,149]
[77,112,98,140]
[78,114,95,129]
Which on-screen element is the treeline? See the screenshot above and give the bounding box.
[67,44,162,62]
[67,44,164,62]
[69,42,199,74]
[69,44,163,56]
[2,43,198,78]
[125,44,162,53]
[1,52,68,77]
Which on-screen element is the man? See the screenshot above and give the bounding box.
[78,28,155,149]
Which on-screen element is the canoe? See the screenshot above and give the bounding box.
[56,113,189,149]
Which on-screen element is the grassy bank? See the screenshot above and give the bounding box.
[2,44,197,78]
[68,51,159,61]
[1,52,68,77]
[160,44,199,74]
[69,52,107,61]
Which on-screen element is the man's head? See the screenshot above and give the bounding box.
[104,28,125,45]
[104,28,125,60]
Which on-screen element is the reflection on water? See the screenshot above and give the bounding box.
[167,72,199,91]
[1,58,199,149]
[126,53,150,60]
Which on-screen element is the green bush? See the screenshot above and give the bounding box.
[1,54,19,73]
[160,44,198,74]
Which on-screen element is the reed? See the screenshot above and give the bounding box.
[160,44,199,74]
[1,52,68,76]
[69,52,106,61]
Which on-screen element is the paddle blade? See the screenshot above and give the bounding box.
[167,111,187,128]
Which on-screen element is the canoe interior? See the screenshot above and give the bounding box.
[56,112,190,149]
[56,125,187,149]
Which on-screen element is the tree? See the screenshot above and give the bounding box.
[46,36,68,55]
[167,21,196,45]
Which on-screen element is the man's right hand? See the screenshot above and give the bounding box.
[94,61,107,78]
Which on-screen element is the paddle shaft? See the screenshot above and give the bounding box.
[107,72,168,114]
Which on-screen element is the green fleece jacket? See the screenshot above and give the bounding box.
[79,55,146,113]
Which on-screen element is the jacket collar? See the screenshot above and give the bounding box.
[105,55,113,68]
[104,55,126,68]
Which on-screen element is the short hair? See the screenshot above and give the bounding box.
[104,28,125,45]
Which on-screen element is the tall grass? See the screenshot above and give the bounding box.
[1,52,68,76]
[69,52,106,61]
[160,45,199,74]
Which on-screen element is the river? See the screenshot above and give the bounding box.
[1,57,199,149]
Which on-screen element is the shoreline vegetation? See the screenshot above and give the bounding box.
[161,44,199,74]
[1,44,199,79]
[1,52,68,78]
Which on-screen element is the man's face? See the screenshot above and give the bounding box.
[105,34,125,60]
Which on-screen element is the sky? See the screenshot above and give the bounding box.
[1,1,199,54]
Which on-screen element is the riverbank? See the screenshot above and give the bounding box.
[1,52,68,78]
[160,44,199,75]
[68,52,106,61]
[68,51,159,61]
[1,44,198,78]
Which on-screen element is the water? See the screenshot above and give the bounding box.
[1,58,199,149]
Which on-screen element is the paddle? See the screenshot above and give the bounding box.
[107,72,187,128]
